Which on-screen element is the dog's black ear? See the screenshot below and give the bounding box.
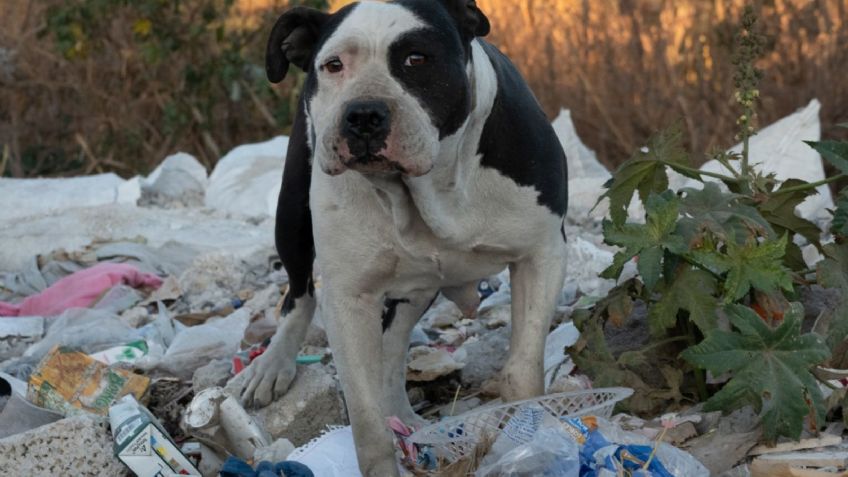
[438,0,490,40]
[266,6,330,83]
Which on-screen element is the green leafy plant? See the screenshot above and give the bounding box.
[682,304,828,442]
[573,6,848,443]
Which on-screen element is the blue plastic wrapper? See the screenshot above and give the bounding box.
[562,417,678,477]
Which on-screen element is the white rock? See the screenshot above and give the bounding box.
[686,99,832,222]
[0,173,140,222]
[206,136,288,218]
[142,152,208,199]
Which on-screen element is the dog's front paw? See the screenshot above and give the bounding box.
[237,350,297,408]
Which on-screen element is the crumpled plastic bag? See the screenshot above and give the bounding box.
[23,307,143,362]
[475,425,579,477]
[153,307,251,379]
[476,405,579,477]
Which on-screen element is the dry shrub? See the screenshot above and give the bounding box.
[479,0,848,168]
[3,0,846,177]
[0,0,312,177]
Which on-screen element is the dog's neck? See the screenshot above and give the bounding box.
[366,39,498,243]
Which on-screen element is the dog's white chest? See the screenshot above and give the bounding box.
[310,161,560,294]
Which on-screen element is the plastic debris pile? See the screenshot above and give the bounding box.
[0,102,843,476]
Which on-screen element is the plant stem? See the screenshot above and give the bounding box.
[634,336,690,355]
[643,426,668,472]
[777,174,846,194]
[662,161,738,183]
[685,319,710,401]
[742,124,751,179]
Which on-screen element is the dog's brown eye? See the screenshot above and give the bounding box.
[323,58,344,73]
[404,53,427,67]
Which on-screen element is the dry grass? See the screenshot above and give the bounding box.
[0,0,300,178]
[2,0,846,177]
[478,0,848,169]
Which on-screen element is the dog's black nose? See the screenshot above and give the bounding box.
[343,100,390,140]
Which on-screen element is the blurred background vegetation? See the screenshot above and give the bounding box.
[0,0,846,178]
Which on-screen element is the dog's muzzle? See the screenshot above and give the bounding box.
[340,100,401,172]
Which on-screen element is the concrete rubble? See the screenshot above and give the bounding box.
[225,364,346,447]
[0,415,126,476]
[0,103,841,476]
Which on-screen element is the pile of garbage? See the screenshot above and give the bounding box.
[0,99,843,477]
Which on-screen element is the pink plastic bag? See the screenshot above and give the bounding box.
[0,263,162,317]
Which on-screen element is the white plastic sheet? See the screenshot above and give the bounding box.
[686,99,831,222]
[288,426,363,477]
[0,173,140,223]
[205,136,288,218]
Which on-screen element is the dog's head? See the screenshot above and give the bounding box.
[266,0,490,176]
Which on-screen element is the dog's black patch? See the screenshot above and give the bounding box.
[387,25,471,139]
[477,41,568,217]
[275,98,316,312]
[272,5,366,312]
[281,277,315,315]
[382,298,411,332]
[297,3,357,104]
[266,3,359,84]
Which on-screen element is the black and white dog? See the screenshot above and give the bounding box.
[237,1,568,474]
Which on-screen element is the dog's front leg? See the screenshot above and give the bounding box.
[239,293,315,407]
[322,286,400,477]
[501,239,567,401]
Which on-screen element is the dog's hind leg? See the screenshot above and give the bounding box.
[381,291,437,428]
[500,236,567,401]
[239,100,315,408]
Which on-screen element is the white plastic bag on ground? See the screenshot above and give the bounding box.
[156,308,251,379]
[23,308,142,362]
[205,136,288,218]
